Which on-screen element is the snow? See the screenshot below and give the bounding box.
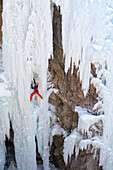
[78,114,103,138]
[75,106,92,117]
[75,106,104,138]
[52,124,66,137]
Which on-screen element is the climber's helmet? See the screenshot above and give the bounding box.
[36,83,39,86]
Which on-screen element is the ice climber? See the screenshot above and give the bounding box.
[30,78,43,101]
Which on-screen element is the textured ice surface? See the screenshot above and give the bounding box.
[2,0,113,170]
[76,106,104,138]
[63,129,82,165]
[2,0,52,169]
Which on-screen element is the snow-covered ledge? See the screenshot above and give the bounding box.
[76,106,104,138]
[63,106,104,166]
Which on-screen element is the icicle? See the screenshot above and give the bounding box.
[63,129,82,165]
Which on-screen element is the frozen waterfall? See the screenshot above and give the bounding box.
[1,0,113,170]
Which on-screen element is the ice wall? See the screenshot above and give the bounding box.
[0,71,11,170]
[2,0,52,169]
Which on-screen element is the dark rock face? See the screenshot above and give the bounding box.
[35,137,43,165]
[49,4,102,170]
[50,135,65,169]
[68,148,102,170]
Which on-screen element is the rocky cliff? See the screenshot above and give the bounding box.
[49,4,103,170]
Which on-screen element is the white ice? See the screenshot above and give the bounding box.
[0,50,10,170]
[63,129,82,165]
[76,106,104,138]
[2,0,52,169]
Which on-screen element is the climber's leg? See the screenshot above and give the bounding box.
[35,91,43,99]
[30,92,34,101]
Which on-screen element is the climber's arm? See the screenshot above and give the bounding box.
[31,78,37,89]
[31,83,35,89]
[33,78,36,84]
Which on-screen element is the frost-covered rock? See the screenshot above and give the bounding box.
[76,106,104,138]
